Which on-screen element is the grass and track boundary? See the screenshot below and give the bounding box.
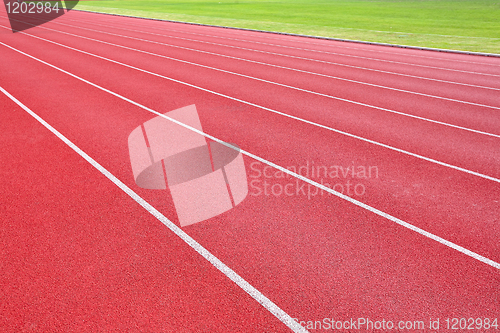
[74,0,500,55]
[73,8,500,58]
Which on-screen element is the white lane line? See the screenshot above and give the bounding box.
[67,15,500,69]
[169,26,500,68]
[30,19,500,113]
[2,48,499,272]
[4,16,498,92]
[13,23,500,138]
[100,27,500,77]
[0,85,310,333]
[58,18,500,91]
[60,15,500,77]
[2,36,499,185]
[154,29,500,69]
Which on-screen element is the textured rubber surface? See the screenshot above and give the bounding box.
[1,7,499,332]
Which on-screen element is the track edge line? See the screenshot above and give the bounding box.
[72,9,500,58]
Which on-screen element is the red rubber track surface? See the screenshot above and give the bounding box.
[1,7,499,333]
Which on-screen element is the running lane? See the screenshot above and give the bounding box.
[2,12,498,258]
[1,7,499,333]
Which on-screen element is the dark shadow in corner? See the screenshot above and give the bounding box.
[3,0,79,32]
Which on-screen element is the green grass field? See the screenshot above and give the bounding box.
[76,0,500,54]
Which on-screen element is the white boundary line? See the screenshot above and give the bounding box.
[0,85,310,333]
[28,19,500,115]
[88,23,500,78]
[1,34,499,185]
[5,15,499,92]
[1,43,499,271]
[150,26,500,68]
[56,18,500,92]
[0,27,500,183]
[64,15,500,68]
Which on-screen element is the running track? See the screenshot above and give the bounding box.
[1,7,499,333]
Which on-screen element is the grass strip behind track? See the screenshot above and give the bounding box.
[76,0,500,54]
